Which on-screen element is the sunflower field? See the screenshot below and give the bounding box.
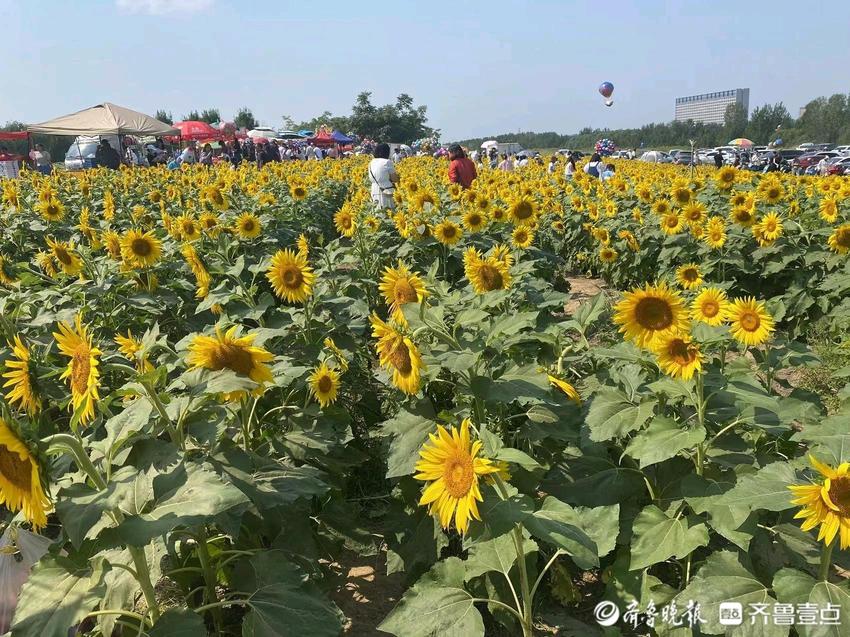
[0,157,850,636]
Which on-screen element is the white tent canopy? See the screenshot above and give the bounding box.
[28,102,179,137]
[481,140,499,149]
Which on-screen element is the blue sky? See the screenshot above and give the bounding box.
[1,0,849,141]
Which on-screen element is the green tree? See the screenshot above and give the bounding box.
[234,107,258,130]
[183,110,201,121]
[199,108,221,125]
[745,103,792,144]
[722,103,748,141]
[155,110,173,125]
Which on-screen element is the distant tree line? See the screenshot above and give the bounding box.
[454,92,850,151]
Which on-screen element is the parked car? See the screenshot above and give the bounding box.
[671,151,694,165]
[813,143,835,152]
[792,151,840,170]
[797,142,815,151]
[64,135,121,171]
[833,145,850,156]
[826,156,850,175]
[611,150,632,159]
[639,150,672,163]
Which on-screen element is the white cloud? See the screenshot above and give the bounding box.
[116,0,213,15]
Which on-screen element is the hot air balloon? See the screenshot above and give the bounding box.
[605,99,614,107]
[598,82,614,99]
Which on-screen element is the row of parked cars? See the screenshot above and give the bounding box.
[635,143,850,175]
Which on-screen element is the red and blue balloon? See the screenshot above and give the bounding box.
[599,81,614,107]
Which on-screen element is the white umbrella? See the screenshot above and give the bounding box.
[481,140,498,149]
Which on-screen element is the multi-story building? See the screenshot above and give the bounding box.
[674,88,750,125]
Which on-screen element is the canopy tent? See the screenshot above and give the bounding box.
[167,121,221,142]
[0,132,30,142]
[331,130,354,144]
[308,128,334,147]
[28,102,178,137]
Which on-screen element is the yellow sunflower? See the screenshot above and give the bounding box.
[691,287,731,326]
[267,248,315,304]
[462,209,489,233]
[120,230,162,269]
[705,226,727,249]
[334,209,356,237]
[434,220,463,246]
[53,314,101,425]
[599,246,618,263]
[715,166,737,190]
[682,201,706,225]
[727,297,774,346]
[233,212,262,239]
[819,197,839,224]
[511,226,534,250]
[114,330,153,373]
[463,247,512,294]
[414,418,499,534]
[47,238,83,276]
[297,233,309,257]
[730,206,756,228]
[199,212,222,237]
[789,456,850,548]
[652,199,673,216]
[756,212,783,242]
[827,224,850,254]
[0,419,51,530]
[187,325,274,402]
[370,314,424,395]
[547,375,581,404]
[379,261,428,325]
[308,362,340,407]
[290,184,308,200]
[2,336,41,415]
[37,197,65,222]
[660,212,684,235]
[177,214,202,242]
[675,263,703,290]
[0,255,16,286]
[653,333,703,380]
[507,196,538,226]
[613,283,690,349]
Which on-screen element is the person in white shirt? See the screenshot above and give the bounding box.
[314,146,323,160]
[178,142,197,165]
[565,155,577,178]
[391,149,401,163]
[517,154,529,168]
[368,143,399,210]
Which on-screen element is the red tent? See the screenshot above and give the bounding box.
[307,128,335,147]
[166,121,222,143]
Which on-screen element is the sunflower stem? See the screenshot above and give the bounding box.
[44,433,107,491]
[128,545,161,622]
[819,538,836,581]
[195,526,223,633]
[493,475,533,636]
[140,380,178,445]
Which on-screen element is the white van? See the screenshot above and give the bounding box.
[64,135,121,171]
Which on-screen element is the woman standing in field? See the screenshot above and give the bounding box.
[448,144,477,189]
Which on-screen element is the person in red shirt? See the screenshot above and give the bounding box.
[448,144,477,189]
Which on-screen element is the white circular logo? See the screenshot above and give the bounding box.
[594,601,620,626]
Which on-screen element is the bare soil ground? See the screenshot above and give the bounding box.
[563,276,608,315]
[328,546,406,636]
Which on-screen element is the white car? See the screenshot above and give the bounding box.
[833,145,850,156]
[64,135,121,171]
[797,142,815,151]
[639,151,672,163]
